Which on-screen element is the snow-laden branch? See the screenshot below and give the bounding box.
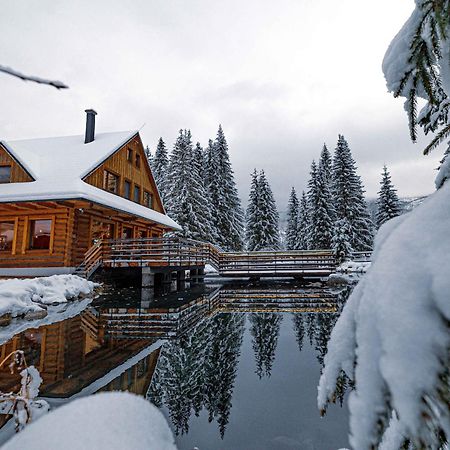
[0,65,68,89]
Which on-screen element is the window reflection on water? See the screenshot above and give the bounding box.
[0,281,353,449]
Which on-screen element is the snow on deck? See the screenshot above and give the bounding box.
[0,131,181,230]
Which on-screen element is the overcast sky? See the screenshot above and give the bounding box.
[1,0,443,207]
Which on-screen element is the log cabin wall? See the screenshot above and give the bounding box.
[0,146,33,183]
[83,134,165,213]
[0,204,73,270]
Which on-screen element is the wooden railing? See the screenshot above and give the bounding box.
[76,237,336,278]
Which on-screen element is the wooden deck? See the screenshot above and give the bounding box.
[76,237,337,279]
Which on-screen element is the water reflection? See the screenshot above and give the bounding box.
[0,281,352,448]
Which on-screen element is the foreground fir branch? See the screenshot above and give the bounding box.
[0,65,68,89]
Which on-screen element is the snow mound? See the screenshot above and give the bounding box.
[3,392,176,450]
[0,275,98,318]
[337,261,370,274]
[318,182,450,448]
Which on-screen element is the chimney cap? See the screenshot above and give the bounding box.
[85,109,97,115]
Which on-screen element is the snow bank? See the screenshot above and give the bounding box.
[318,182,450,448]
[3,392,176,450]
[0,275,98,319]
[337,261,370,274]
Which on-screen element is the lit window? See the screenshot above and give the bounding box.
[0,222,14,251]
[143,191,153,209]
[135,153,141,169]
[0,166,11,183]
[127,148,133,162]
[134,185,141,203]
[103,171,119,194]
[124,180,131,199]
[29,219,52,250]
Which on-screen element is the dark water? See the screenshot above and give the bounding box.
[0,280,351,449]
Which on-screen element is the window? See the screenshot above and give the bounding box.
[103,170,119,194]
[0,166,11,183]
[29,219,52,250]
[124,180,131,199]
[143,191,153,209]
[135,153,141,169]
[127,147,133,162]
[0,222,14,251]
[133,185,141,203]
[122,227,133,239]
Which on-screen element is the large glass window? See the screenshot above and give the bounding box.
[135,153,141,169]
[127,147,133,162]
[103,171,119,194]
[29,219,52,250]
[0,222,14,251]
[143,191,153,209]
[124,180,131,199]
[0,166,11,183]
[122,227,133,239]
[133,185,141,203]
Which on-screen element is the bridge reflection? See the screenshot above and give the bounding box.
[0,282,351,436]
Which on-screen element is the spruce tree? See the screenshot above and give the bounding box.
[166,130,214,242]
[319,144,333,188]
[245,170,261,251]
[207,125,245,251]
[332,217,353,264]
[295,191,310,250]
[307,160,334,249]
[285,187,300,250]
[376,165,401,228]
[255,170,281,250]
[152,137,169,205]
[332,135,374,251]
[145,145,153,166]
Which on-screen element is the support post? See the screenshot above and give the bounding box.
[177,270,186,290]
[141,267,155,288]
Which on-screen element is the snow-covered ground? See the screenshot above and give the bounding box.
[0,275,98,321]
[328,260,371,287]
[2,392,176,450]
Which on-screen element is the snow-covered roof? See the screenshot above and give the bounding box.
[0,131,181,230]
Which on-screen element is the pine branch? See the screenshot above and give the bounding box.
[0,65,68,89]
[423,122,450,154]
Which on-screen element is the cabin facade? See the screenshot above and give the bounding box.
[0,110,180,277]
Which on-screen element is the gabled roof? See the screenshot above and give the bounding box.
[0,131,181,230]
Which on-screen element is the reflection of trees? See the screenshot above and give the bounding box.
[292,314,305,352]
[314,312,340,368]
[148,313,245,438]
[249,313,283,378]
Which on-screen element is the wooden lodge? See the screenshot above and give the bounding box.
[0,110,181,277]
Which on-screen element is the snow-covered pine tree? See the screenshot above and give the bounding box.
[206,126,245,251]
[332,135,373,251]
[307,160,334,249]
[294,191,309,250]
[332,217,353,264]
[245,170,261,251]
[319,143,333,188]
[285,187,299,250]
[145,145,153,167]
[152,137,169,205]
[376,165,401,228]
[165,130,214,242]
[254,170,281,250]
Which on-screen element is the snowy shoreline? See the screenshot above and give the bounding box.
[0,275,99,325]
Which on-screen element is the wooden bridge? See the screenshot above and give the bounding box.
[76,237,337,281]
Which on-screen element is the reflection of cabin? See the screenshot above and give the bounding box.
[0,110,180,276]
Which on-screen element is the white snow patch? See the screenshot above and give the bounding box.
[0,275,97,318]
[318,181,450,448]
[2,392,176,450]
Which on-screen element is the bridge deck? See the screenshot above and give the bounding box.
[77,237,337,279]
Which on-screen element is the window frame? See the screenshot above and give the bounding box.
[0,219,17,254]
[26,216,55,253]
[126,147,133,163]
[135,153,141,169]
[103,169,120,194]
[143,191,153,209]
[133,185,141,203]
[0,165,12,184]
[123,179,132,200]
